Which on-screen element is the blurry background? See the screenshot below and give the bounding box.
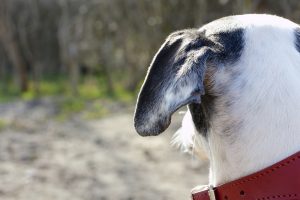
[0,0,300,200]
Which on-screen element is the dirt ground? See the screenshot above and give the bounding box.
[0,99,208,200]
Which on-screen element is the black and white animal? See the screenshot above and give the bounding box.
[134,14,300,187]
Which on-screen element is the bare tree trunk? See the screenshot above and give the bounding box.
[1,32,28,92]
[101,63,114,96]
[0,45,8,93]
[32,61,42,95]
[69,59,79,96]
[58,0,84,96]
[0,0,28,92]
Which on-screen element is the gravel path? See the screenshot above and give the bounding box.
[0,99,208,200]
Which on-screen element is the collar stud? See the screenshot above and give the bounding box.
[208,185,216,200]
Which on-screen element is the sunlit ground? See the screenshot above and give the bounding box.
[0,98,208,200]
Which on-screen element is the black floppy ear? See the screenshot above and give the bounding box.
[134,29,215,136]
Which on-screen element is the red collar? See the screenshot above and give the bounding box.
[192,151,300,200]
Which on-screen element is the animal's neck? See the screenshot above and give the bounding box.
[207,89,300,186]
[207,47,300,186]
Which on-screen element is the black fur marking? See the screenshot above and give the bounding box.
[294,28,300,53]
[188,94,216,137]
[135,24,245,136]
[135,29,213,135]
[189,28,245,137]
[210,29,244,64]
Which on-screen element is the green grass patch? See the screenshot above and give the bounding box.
[78,77,106,100]
[0,74,137,103]
[0,76,66,102]
[39,79,66,95]
[0,75,136,120]
[113,84,135,102]
[0,81,21,102]
[83,102,109,119]
[0,119,8,131]
[55,97,85,121]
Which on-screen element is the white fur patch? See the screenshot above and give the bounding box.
[175,14,300,186]
[172,109,209,160]
[172,110,196,152]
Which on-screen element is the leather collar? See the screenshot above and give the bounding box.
[192,151,300,200]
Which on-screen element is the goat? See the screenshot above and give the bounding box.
[134,14,300,197]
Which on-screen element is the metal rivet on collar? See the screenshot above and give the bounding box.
[208,185,216,200]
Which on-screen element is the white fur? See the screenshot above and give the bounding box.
[175,14,300,186]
